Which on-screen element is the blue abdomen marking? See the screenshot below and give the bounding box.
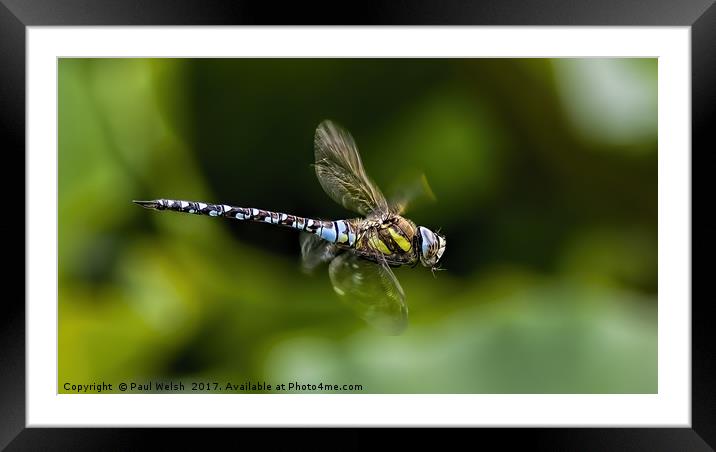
[319,221,337,243]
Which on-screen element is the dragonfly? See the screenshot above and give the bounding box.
[134,120,446,334]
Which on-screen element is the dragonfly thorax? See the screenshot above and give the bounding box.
[418,226,446,269]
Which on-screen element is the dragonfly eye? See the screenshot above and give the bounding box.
[417,226,444,268]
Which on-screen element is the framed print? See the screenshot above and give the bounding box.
[5,0,713,448]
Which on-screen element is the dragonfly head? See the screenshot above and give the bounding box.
[417,226,446,269]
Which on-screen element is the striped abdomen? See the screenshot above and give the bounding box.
[133,198,358,247]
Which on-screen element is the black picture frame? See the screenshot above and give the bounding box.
[3,0,711,449]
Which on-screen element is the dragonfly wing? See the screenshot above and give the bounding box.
[300,233,339,273]
[314,120,389,217]
[388,173,436,215]
[328,252,408,335]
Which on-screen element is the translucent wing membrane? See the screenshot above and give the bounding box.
[314,120,389,217]
[300,233,339,273]
[328,252,408,335]
[388,173,437,215]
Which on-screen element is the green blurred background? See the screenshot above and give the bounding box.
[59,58,657,393]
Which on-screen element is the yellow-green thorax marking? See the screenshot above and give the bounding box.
[352,215,420,267]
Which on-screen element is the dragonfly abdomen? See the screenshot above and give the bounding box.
[133,198,357,246]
